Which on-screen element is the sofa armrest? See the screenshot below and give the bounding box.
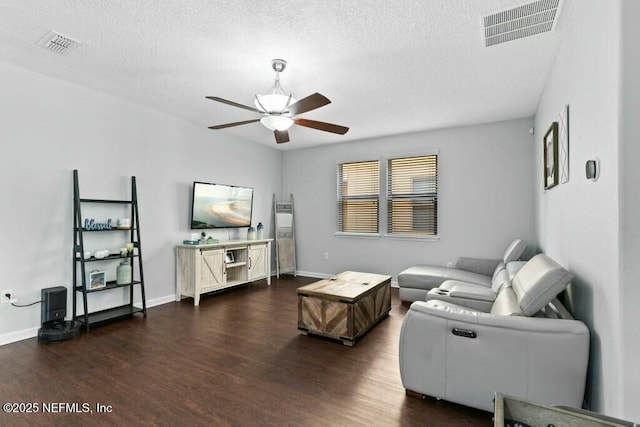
[426,286,495,312]
[410,300,588,333]
[400,301,590,412]
[455,257,501,276]
[446,285,496,302]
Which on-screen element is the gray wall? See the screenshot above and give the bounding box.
[533,0,629,417]
[281,118,536,282]
[0,61,282,343]
[620,0,640,420]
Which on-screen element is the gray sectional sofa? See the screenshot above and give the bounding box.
[398,249,590,413]
[398,239,528,302]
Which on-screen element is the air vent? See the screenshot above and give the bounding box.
[37,31,81,55]
[483,0,561,47]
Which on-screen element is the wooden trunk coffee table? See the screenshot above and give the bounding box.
[297,271,392,346]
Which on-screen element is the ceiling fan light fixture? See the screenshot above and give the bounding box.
[260,115,294,131]
[253,59,297,113]
[207,59,349,143]
[254,93,296,113]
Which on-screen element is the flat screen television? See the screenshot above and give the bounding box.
[190,181,253,229]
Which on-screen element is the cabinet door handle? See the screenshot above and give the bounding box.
[248,257,252,269]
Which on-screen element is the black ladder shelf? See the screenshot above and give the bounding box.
[72,169,147,332]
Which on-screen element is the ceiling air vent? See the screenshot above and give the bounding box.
[483,0,561,47]
[37,31,81,55]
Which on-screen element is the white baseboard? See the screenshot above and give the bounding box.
[294,270,332,279]
[134,294,176,309]
[1,294,179,347]
[0,326,40,346]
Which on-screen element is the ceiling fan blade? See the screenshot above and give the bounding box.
[208,119,260,129]
[206,96,260,113]
[287,93,331,116]
[274,130,290,144]
[293,118,349,135]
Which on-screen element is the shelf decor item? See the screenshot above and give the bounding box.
[543,121,559,190]
[199,231,217,244]
[256,222,264,239]
[247,226,256,240]
[84,218,113,230]
[86,270,106,290]
[117,218,131,228]
[116,261,132,285]
[94,250,109,259]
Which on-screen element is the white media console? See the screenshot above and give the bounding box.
[175,239,272,306]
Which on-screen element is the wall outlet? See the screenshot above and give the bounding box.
[446,262,454,268]
[1,289,12,304]
[323,252,329,260]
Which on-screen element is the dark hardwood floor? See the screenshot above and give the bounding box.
[0,276,493,426]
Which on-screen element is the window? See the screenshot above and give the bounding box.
[337,160,379,234]
[387,155,438,236]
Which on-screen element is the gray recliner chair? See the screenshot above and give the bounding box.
[399,254,590,413]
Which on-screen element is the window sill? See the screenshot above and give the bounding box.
[383,234,440,241]
[334,232,439,241]
[334,232,381,239]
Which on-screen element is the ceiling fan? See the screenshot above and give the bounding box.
[207,59,349,144]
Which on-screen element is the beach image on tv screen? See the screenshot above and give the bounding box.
[192,183,252,228]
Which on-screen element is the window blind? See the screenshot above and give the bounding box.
[387,155,438,236]
[337,160,379,233]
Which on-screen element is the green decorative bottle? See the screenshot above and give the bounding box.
[116,261,132,285]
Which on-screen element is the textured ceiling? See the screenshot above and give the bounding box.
[0,0,574,150]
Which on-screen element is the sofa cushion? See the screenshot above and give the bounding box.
[398,265,491,291]
[489,260,527,293]
[511,254,573,316]
[502,238,527,264]
[507,261,527,279]
[490,266,509,293]
[491,262,506,279]
[490,287,524,316]
[456,257,501,277]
